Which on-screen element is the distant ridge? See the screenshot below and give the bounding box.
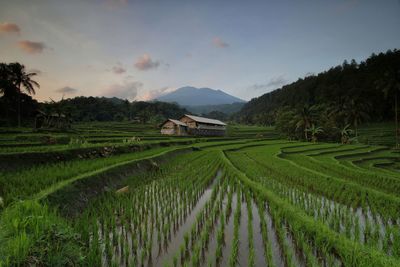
[155,86,245,106]
[184,102,245,115]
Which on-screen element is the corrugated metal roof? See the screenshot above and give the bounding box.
[183,114,226,126]
[168,119,188,127]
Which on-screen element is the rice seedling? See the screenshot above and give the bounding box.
[228,187,241,267]
[1,123,399,266]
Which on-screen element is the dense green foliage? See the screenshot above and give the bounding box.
[201,110,229,121]
[0,63,40,127]
[1,62,188,126]
[0,201,84,266]
[41,97,188,123]
[235,49,400,145]
[185,102,245,115]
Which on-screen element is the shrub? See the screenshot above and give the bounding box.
[0,201,84,266]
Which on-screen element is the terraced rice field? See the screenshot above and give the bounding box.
[358,122,397,147]
[0,123,399,266]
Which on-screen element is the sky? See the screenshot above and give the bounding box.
[0,0,399,102]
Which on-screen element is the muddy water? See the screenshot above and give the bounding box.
[251,201,267,267]
[284,225,305,267]
[238,194,249,267]
[151,170,222,266]
[293,189,395,251]
[234,198,285,267]
[203,194,229,266]
[264,203,285,267]
[219,193,237,267]
[97,170,223,267]
[204,213,219,265]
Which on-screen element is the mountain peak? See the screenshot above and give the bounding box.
[155,86,245,106]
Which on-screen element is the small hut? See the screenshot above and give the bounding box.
[160,114,226,136]
[160,119,188,135]
[179,114,226,136]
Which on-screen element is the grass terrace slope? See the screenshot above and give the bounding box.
[0,122,399,266]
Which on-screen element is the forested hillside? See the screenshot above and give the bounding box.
[235,49,400,144]
[42,97,188,123]
[156,86,245,106]
[0,62,188,126]
[185,102,245,115]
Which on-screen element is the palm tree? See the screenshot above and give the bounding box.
[7,63,40,127]
[0,63,17,124]
[327,100,347,126]
[0,63,14,97]
[376,69,400,148]
[340,124,353,144]
[295,105,313,141]
[343,98,370,138]
[306,124,323,143]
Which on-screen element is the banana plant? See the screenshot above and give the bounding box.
[306,124,324,143]
[340,124,353,144]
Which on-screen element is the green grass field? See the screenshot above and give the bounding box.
[0,122,399,266]
[358,122,397,147]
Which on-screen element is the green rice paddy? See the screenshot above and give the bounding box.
[0,122,399,266]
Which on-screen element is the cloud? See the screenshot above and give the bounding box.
[137,86,175,101]
[134,53,160,71]
[0,23,20,34]
[305,72,315,77]
[17,40,46,54]
[105,0,128,7]
[103,81,142,100]
[55,86,78,94]
[249,84,270,91]
[249,75,289,91]
[336,0,358,13]
[212,37,229,48]
[265,75,288,87]
[112,65,126,74]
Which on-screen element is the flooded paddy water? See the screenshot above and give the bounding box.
[69,142,400,267]
[83,167,316,267]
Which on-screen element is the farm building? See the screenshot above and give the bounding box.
[160,119,189,135]
[160,114,226,136]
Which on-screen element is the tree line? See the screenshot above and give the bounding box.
[235,49,400,146]
[44,97,188,124]
[0,63,39,127]
[0,62,188,127]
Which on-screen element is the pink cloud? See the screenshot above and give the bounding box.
[212,37,229,48]
[103,81,142,100]
[137,86,175,101]
[0,22,20,34]
[134,53,160,71]
[55,86,79,94]
[112,65,126,74]
[17,40,46,54]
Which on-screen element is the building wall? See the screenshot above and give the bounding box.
[162,117,226,136]
[197,123,226,130]
[179,116,197,128]
[161,121,176,135]
[161,128,176,135]
[188,128,225,136]
[161,121,189,135]
[178,125,188,135]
